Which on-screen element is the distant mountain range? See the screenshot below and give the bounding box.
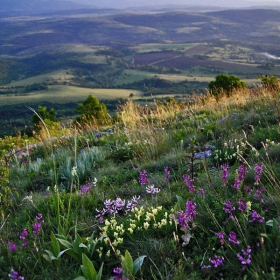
[1,0,280,17]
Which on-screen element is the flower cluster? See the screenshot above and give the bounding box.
[223,200,235,220]
[146,184,161,194]
[232,165,248,190]
[139,170,149,185]
[221,163,229,184]
[237,246,251,266]
[209,255,224,268]
[249,210,264,223]
[19,229,28,247]
[32,213,44,236]
[164,166,170,182]
[177,199,197,229]
[110,267,128,280]
[95,196,141,221]
[182,174,196,193]
[228,231,240,245]
[8,269,24,280]
[215,232,225,245]
[254,163,264,185]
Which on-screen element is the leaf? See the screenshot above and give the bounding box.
[73,277,86,280]
[57,248,71,259]
[73,232,83,253]
[96,263,104,280]
[50,232,60,256]
[57,238,74,250]
[123,250,133,275]
[133,255,146,276]
[81,253,97,280]
[176,195,183,202]
[266,219,273,227]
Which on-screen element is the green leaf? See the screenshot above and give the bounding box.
[133,255,146,276]
[57,248,71,259]
[266,219,273,227]
[96,263,104,280]
[82,253,97,280]
[176,195,183,202]
[73,277,86,280]
[123,250,133,275]
[57,238,74,250]
[50,232,60,256]
[73,232,83,253]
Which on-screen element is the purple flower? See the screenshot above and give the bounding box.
[36,213,43,221]
[182,174,196,193]
[115,198,126,209]
[139,170,149,185]
[197,188,206,199]
[8,269,24,280]
[237,246,251,266]
[215,232,225,245]
[232,165,248,190]
[20,229,28,240]
[32,214,44,236]
[237,198,247,212]
[221,164,229,184]
[79,182,93,195]
[8,241,17,251]
[146,185,161,194]
[254,163,264,185]
[249,210,264,223]
[209,255,224,268]
[164,166,170,182]
[177,199,197,229]
[228,231,240,245]
[113,267,122,275]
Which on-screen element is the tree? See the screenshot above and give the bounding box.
[32,106,58,131]
[76,95,110,125]
[209,74,247,98]
[258,75,280,91]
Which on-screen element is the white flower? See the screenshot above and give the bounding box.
[71,166,77,177]
[146,185,161,194]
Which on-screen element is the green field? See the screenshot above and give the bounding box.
[0,86,142,105]
[129,43,199,53]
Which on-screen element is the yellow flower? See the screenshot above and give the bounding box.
[152,208,158,215]
[161,219,167,226]
[144,222,149,230]
[130,223,136,229]
[247,201,252,211]
[128,228,133,234]
[105,219,110,226]
[114,232,119,238]
[157,223,162,229]
[106,250,111,257]
[117,237,123,244]
[112,239,119,246]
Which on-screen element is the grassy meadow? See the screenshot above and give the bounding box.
[1,81,280,279]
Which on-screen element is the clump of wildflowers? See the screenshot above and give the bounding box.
[139,170,149,185]
[249,210,264,223]
[177,199,197,229]
[237,246,251,267]
[223,200,235,220]
[110,267,128,280]
[182,174,196,193]
[228,231,240,245]
[254,163,264,185]
[209,255,224,268]
[7,241,17,251]
[164,166,170,182]
[221,163,229,184]
[19,229,28,247]
[32,213,44,236]
[215,232,225,245]
[232,165,248,190]
[95,195,141,221]
[8,269,24,280]
[146,184,161,194]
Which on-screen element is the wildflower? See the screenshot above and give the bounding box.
[164,166,170,181]
[228,231,240,245]
[115,198,126,209]
[20,228,28,240]
[79,182,93,195]
[209,255,224,268]
[177,199,197,229]
[232,165,248,190]
[215,232,225,245]
[139,170,149,185]
[223,200,235,219]
[8,241,17,251]
[71,166,77,177]
[113,267,122,275]
[254,163,264,185]
[182,174,196,193]
[221,164,229,184]
[143,222,149,230]
[127,228,133,234]
[33,213,44,236]
[146,185,161,194]
[249,210,264,223]
[8,269,24,280]
[237,198,247,212]
[237,246,251,266]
